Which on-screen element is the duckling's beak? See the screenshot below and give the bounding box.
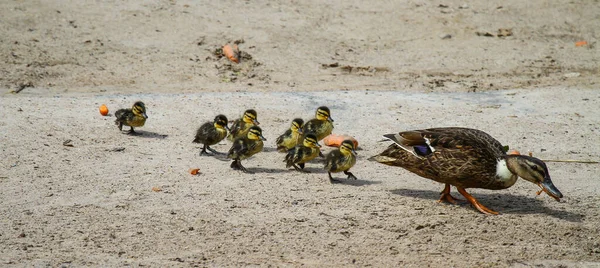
[327,117,334,123]
[253,119,260,125]
[316,142,322,148]
[143,112,148,119]
[537,175,563,201]
[297,128,304,135]
[259,134,267,141]
[351,149,358,156]
[225,125,231,131]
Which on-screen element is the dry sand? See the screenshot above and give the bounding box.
[1,0,600,267]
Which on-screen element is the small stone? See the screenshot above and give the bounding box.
[439,34,452,39]
[564,72,581,78]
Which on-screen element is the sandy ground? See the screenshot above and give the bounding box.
[1,0,600,267]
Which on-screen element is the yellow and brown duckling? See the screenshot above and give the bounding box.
[284,133,322,172]
[302,106,334,141]
[227,126,266,173]
[275,118,304,152]
[228,109,260,142]
[115,101,148,134]
[193,114,229,156]
[369,127,563,215]
[325,140,358,183]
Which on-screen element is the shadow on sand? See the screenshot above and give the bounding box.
[390,188,583,222]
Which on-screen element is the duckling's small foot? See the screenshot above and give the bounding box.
[127,128,138,135]
[319,151,325,158]
[231,160,253,174]
[292,164,309,173]
[199,149,212,156]
[117,122,123,131]
[344,171,357,180]
[329,172,342,184]
[438,184,462,204]
[457,187,499,215]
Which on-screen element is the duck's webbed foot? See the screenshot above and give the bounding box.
[457,187,499,215]
[438,184,462,204]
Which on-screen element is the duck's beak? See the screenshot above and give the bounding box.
[297,128,304,135]
[143,112,148,119]
[316,142,322,148]
[537,175,563,201]
[351,149,358,156]
[259,134,267,141]
[327,117,334,123]
[225,125,231,131]
[253,119,260,125]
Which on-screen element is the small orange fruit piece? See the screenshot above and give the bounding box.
[222,44,239,63]
[99,104,109,116]
[322,134,359,148]
[507,150,520,155]
[189,168,200,175]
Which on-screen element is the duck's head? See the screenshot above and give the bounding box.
[302,133,321,148]
[506,155,563,201]
[315,106,334,122]
[291,118,304,135]
[213,114,230,131]
[247,126,267,141]
[242,109,259,125]
[132,101,148,119]
[340,140,357,156]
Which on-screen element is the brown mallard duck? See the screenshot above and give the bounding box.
[302,106,334,141]
[193,114,229,156]
[227,126,266,173]
[276,118,304,152]
[228,109,259,141]
[325,139,358,183]
[370,127,563,215]
[115,101,148,134]
[284,133,321,172]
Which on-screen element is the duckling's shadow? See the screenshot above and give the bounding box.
[127,130,168,139]
[246,167,291,174]
[390,188,583,222]
[329,178,381,186]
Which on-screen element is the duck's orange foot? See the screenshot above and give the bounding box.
[457,187,499,215]
[438,184,462,204]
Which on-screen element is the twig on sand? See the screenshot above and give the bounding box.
[541,159,599,164]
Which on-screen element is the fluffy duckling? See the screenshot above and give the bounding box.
[302,106,334,141]
[369,127,563,215]
[228,109,260,141]
[325,140,358,183]
[193,114,230,156]
[284,133,322,172]
[275,118,304,152]
[115,101,148,134]
[227,126,266,173]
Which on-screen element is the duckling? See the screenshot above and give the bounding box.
[227,126,266,173]
[228,109,260,141]
[325,139,358,183]
[193,114,230,156]
[302,106,334,141]
[115,101,148,134]
[275,118,304,152]
[369,127,563,215]
[284,133,322,172]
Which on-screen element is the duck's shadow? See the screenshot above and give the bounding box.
[126,130,168,139]
[390,188,583,222]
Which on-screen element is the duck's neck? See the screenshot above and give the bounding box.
[495,156,518,187]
